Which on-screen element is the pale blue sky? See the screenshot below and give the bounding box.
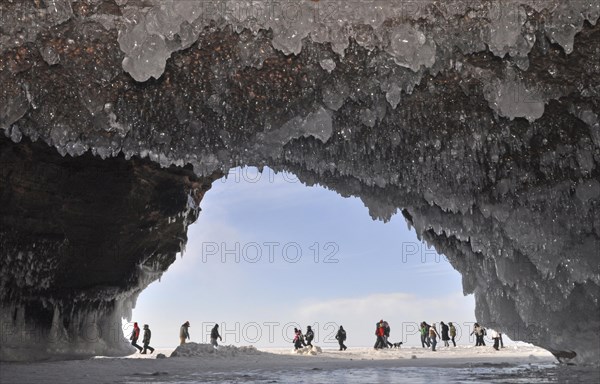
[130,167,478,348]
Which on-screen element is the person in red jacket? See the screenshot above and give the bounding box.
[129,322,143,353]
[374,320,386,349]
[293,328,304,350]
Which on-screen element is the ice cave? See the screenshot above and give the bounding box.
[0,0,598,365]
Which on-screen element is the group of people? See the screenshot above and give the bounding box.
[374,320,399,349]
[179,321,223,348]
[419,321,456,351]
[135,320,503,353]
[471,323,504,351]
[179,322,347,352]
[292,325,315,349]
[129,322,155,354]
[292,325,347,351]
[418,321,504,351]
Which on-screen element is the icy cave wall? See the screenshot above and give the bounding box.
[0,0,599,362]
[0,136,218,360]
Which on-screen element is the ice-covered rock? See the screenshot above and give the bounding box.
[0,0,599,365]
[259,107,333,154]
[170,343,262,358]
[294,345,323,355]
[320,59,336,73]
[0,137,220,361]
[483,67,546,122]
[387,25,436,72]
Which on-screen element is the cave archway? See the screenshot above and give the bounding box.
[2,132,597,363]
[129,166,478,350]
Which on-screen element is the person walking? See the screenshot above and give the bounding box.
[429,323,440,351]
[479,325,487,346]
[423,322,432,347]
[471,323,485,346]
[335,326,347,351]
[449,322,457,347]
[129,322,143,353]
[470,323,478,346]
[305,326,315,347]
[383,321,393,348]
[141,324,155,354]
[419,322,428,348]
[374,320,385,349]
[441,322,450,347]
[180,321,190,345]
[210,324,222,348]
[491,329,500,351]
[293,328,303,350]
[499,332,504,348]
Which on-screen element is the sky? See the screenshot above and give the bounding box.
[130,166,482,349]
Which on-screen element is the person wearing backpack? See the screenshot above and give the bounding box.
[305,326,315,347]
[179,321,190,345]
[210,324,222,348]
[449,322,457,347]
[141,324,155,354]
[336,326,347,351]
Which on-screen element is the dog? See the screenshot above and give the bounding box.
[392,342,403,348]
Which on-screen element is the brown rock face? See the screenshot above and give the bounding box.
[0,135,219,360]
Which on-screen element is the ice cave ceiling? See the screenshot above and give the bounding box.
[0,0,599,363]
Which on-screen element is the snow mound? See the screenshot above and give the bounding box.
[293,345,323,355]
[170,343,262,358]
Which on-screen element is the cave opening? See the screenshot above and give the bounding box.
[129,166,477,350]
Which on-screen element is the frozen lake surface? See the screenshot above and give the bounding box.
[121,364,599,384]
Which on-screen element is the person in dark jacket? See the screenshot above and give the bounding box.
[141,324,155,354]
[335,326,347,351]
[440,322,450,347]
[129,322,143,353]
[383,321,393,348]
[210,324,222,348]
[480,326,487,346]
[491,329,500,351]
[305,326,315,347]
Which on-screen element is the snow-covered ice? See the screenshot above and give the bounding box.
[2,343,598,384]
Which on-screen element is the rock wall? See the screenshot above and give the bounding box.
[0,136,219,360]
[0,1,598,363]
